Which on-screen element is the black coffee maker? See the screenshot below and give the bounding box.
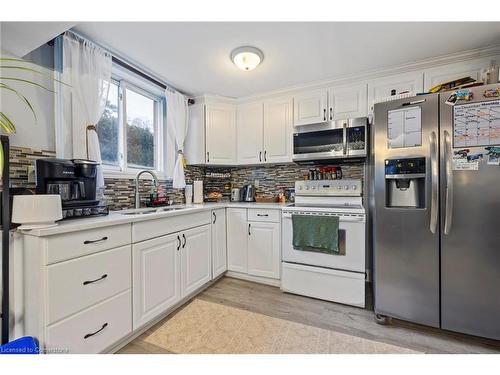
[35,158,108,219]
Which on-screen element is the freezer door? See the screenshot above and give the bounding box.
[373,93,440,327]
[439,84,500,340]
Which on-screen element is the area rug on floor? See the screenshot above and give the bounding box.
[143,299,421,354]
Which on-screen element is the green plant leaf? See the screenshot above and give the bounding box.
[0,83,37,122]
[0,112,17,134]
[0,77,55,92]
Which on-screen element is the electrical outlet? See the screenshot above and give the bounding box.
[27,165,36,183]
[254,179,259,188]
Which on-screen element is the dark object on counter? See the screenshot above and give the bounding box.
[241,184,255,202]
[35,158,108,219]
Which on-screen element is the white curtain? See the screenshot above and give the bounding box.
[62,32,112,192]
[166,89,189,189]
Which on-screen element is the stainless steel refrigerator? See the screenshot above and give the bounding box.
[373,83,500,340]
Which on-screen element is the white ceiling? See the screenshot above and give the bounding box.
[0,22,76,57]
[4,22,500,98]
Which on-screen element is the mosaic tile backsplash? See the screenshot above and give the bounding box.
[7,146,365,210]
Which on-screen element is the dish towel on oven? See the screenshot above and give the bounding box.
[292,214,340,254]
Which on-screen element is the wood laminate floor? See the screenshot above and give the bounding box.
[118,277,500,354]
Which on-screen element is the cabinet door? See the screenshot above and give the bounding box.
[328,83,368,120]
[206,103,237,165]
[211,209,227,278]
[132,233,180,329]
[180,225,212,298]
[423,58,491,92]
[185,103,206,165]
[293,88,328,126]
[226,208,248,273]
[263,96,293,164]
[237,101,264,164]
[367,72,424,113]
[247,221,280,279]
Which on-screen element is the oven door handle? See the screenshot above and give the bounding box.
[282,213,365,222]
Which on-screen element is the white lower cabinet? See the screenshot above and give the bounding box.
[227,208,281,281]
[227,208,248,273]
[247,221,280,279]
[132,233,181,330]
[211,209,227,278]
[181,225,212,298]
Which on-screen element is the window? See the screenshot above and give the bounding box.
[96,68,164,176]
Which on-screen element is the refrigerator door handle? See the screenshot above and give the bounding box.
[429,131,438,234]
[444,130,454,235]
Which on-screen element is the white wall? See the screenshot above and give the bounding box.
[0,50,55,151]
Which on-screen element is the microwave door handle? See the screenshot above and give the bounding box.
[444,130,454,235]
[429,131,438,234]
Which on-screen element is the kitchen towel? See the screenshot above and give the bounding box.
[292,214,339,254]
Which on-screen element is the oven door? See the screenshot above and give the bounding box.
[282,210,366,273]
[293,123,345,161]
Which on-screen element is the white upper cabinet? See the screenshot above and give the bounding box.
[423,57,492,92]
[205,103,237,165]
[367,72,424,114]
[185,103,206,165]
[237,101,264,164]
[327,83,368,120]
[293,88,328,126]
[263,96,293,164]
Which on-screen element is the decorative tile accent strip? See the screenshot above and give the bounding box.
[8,146,365,210]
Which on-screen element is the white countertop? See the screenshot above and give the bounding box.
[21,202,289,237]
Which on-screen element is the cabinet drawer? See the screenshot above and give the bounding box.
[248,209,280,223]
[132,211,211,243]
[47,245,131,324]
[46,290,132,354]
[46,224,131,264]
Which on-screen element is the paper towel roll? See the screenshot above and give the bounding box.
[193,180,203,204]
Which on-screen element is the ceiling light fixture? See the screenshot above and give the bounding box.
[231,46,264,71]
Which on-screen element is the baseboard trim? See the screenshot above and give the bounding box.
[225,271,281,287]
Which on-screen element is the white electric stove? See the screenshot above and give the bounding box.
[281,179,366,308]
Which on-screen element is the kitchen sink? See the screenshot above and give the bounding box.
[119,206,188,215]
[120,209,158,215]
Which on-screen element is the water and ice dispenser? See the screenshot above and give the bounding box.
[385,157,426,208]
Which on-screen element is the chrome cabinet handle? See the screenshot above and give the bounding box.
[248,223,251,236]
[176,235,181,251]
[182,234,186,248]
[444,130,453,235]
[213,212,216,224]
[83,274,108,286]
[429,131,438,234]
[83,236,108,245]
[84,323,108,339]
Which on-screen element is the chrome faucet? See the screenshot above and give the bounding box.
[135,170,159,209]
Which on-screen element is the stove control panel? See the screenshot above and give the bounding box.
[295,180,362,196]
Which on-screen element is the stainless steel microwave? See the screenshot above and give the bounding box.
[292,117,368,162]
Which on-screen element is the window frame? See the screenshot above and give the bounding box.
[100,64,166,179]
